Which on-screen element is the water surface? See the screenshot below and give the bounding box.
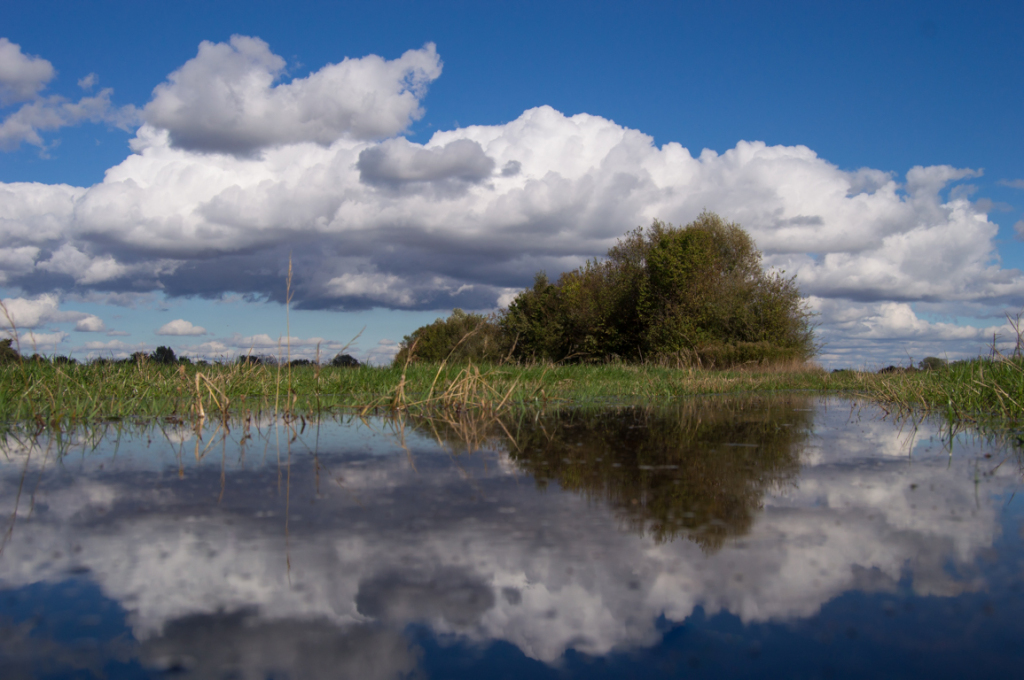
[1,396,1022,678]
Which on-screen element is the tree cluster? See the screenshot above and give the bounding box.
[393,308,506,365]
[395,213,816,368]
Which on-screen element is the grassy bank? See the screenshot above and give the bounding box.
[2,356,1023,430]
[0,359,870,428]
[868,357,1024,425]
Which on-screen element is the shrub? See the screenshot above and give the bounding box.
[0,338,19,365]
[398,214,815,368]
[150,346,177,364]
[502,213,815,366]
[392,309,505,366]
[330,353,360,368]
[919,356,947,371]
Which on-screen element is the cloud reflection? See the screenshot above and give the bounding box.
[0,398,1017,671]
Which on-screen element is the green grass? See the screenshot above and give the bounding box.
[0,359,869,427]
[867,357,1024,425]
[2,355,1023,432]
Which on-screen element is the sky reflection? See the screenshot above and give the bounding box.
[0,397,1021,678]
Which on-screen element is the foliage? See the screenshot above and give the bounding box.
[0,338,20,365]
[871,355,1024,425]
[330,353,360,368]
[919,356,947,371]
[392,308,506,366]
[501,213,815,366]
[150,346,177,364]
[0,358,861,431]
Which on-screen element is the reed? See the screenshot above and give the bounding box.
[0,358,871,431]
[5,346,1024,434]
[868,356,1024,425]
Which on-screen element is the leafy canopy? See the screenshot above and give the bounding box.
[396,213,816,367]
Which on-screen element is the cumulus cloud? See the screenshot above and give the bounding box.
[156,318,207,336]
[142,35,441,155]
[0,38,54,105]
[0,37,137,152]
[0,293,94,328]
[74,314,105,332]
[0,37,1020,364]
[358,137,496,192]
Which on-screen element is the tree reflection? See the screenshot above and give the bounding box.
[413,396,815,551]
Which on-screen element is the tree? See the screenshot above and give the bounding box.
[392,309,505,366]
[150,346,177,364]
[0,338,19,365]
[502,213,815,366]
[330,353,360,368]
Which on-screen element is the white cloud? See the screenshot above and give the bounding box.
[0,38,54,105]
[0,37,138,152]
[0,89,139,152]
[14,330,67,353]
[998,179,1024,190]
[158,332,351,363]
[365,338,400,365]
[142,36,441,155]
[0,38,1020,365]
[326,272,415,306]
[77,338,146,359]
[0,294,110,342]
[808,297,1012,367]
[156,318,207,336]
[1,293,68,328]
[74,315,106,332]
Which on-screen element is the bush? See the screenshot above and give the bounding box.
[0,338,19,365]
[150,346,177,365]
[330,353,360,368]
[501,213,815,366]
[393,309,505,366]
[919,356,947,371]
[396,213,815,368]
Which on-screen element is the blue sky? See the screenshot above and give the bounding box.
[1,0,1022,366]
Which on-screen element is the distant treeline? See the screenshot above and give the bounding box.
[395,212,817,368]
[0,339,360,368]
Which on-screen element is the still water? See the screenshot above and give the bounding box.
[1,396,1022,678]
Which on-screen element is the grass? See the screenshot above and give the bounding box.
[0,358,868,429]
[868,357,1024,425]
[3,351,1024,433]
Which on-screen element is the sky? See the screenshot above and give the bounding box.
[0,0,1022,367]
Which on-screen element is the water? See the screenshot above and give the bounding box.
[1,396,1022,678]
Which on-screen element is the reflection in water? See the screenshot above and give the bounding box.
[0,397,1022,678]
[414,397,811,549]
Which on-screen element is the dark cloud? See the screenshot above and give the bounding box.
[358,138,496,192]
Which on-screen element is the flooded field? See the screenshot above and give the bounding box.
[1,396,1023,679]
